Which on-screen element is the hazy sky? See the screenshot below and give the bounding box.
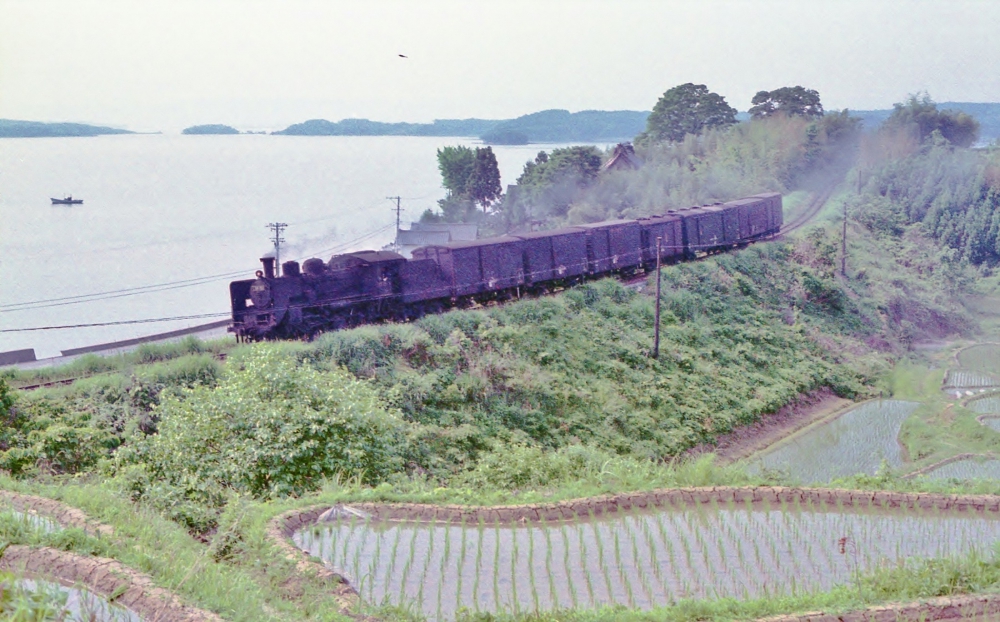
[2,0,999,132]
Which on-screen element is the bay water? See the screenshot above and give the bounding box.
[0,135,587,358]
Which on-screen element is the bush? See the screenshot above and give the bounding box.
[115,347,407,500]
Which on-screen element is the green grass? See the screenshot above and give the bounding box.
[1,336,233,389]
[0,476,354,622]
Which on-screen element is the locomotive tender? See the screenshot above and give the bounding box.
[229,193,782,340]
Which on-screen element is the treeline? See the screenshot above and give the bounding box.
[426,83,861,232]
[852,95,1000,265]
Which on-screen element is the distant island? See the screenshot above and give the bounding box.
[274,117,498,138]
[182,124,240,135]
[273,109,652,143]
[6,103,1000,143]
[0,119,133,138]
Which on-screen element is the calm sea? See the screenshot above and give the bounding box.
[0,135,592,358]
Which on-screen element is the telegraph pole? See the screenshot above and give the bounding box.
[267,222,287,276]
[652,236,662,359]
[387,196,404,252]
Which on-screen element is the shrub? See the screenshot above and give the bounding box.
[115,347,407,500]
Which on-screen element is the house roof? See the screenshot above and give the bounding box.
[601,142,643,172]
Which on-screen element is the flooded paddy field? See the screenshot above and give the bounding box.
[17,577,142,621]
[957,344,1000,372]
[943,369,1000,390]
[0,507,62,535]
[920,457,1000,481]
[968,395,1000,416]
[294,500,1000,621]
[746,400,918,483]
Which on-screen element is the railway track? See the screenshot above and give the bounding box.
[11,352,228,392]
[779,183,839,236]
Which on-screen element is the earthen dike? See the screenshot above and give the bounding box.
[0,490,221,622]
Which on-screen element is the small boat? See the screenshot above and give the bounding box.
[51,196,83,205]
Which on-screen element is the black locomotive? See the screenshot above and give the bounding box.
[229,193,782,340]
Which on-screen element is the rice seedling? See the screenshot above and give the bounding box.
[436,524,451,621]
[560,523,579,608]
[492,521,501,612]
[454,521,468,616]
[540,519,557,608]
[509,526,520,615]
[416,521,437,614]
[576,518,596,606]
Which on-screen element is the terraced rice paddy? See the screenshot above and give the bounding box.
[920,458,1000,481]
[19,577,142,621]
[294,501,1000,621]
[957,344,1000,372]
[968,396,1000,415]
[747,400,918,483]
[943,369,1000,390]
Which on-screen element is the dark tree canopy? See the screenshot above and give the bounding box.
[884,93,980,148]
[468,146,503,211]
[749,87,824,119]
[638,83,738,144]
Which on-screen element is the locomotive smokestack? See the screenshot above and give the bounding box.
[260,257,275,279]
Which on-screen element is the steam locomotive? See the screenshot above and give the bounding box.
[229,193,782,340]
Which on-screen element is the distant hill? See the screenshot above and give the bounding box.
[274,110,650,143]
[850,102,1000,143]
[182,124,239,135]
[483,109,649,143]
[0,119,133,138]
[274,118,498,137]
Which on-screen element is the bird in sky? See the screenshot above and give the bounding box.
[398,54,408,58]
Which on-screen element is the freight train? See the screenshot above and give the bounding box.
[229,193,782,340]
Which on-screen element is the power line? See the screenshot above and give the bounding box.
[1,222,396,313]
[0,312,230,333]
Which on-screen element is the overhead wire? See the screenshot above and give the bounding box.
[1,218,397,313]
[0,312,231,333]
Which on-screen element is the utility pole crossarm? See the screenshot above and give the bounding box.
[387,196,404,252]
[267,222,287,276]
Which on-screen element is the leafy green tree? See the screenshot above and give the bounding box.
[884,93,980,147]
[468,146,502,211]
[433,145,502,218]
[436,146,476,196]
[749,86,824,119]
[638,83,738,144]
